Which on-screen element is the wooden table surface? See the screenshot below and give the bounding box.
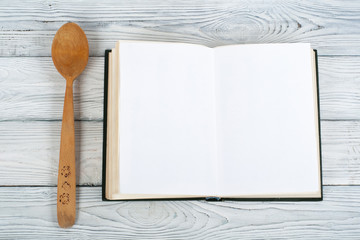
[1,0,360,238]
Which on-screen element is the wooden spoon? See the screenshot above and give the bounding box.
[52,22,89,228]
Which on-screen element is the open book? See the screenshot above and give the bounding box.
[103,41,322,200]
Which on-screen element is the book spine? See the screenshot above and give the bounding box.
[205,197,222,201]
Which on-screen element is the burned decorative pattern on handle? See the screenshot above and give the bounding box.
[60,166,71,178]
[59,193,70,205]
[59,167,72,205]
[61,181,71,190]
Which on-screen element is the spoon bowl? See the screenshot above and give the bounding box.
[52,22,88,228]
[52,23,89,81]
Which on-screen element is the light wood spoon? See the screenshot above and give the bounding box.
[52,22,89,228]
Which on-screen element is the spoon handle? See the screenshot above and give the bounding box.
[57,80,76,228]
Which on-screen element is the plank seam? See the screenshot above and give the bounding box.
[0,184,358,188]
[0,119,357,123]
[0,54,359,58]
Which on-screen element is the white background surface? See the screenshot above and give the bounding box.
[1,0,360,238]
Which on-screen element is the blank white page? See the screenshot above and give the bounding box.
[214,43,320,196]
[118,41,217,195]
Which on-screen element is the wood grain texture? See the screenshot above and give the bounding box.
[0,57,103,121]
[52,22,89,228]
[57,80,77,227]
[1,56,360,121]
[1,0,359,237]
[0,186,359,239]
[0,0,360,57]
[320,121,360,185]
[0,120,360,186]
[0,121,102,186]
[318,56,360,120]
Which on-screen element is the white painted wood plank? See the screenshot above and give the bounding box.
[0,121,103,186]
[0,186,359,239]
[0,57,104,121]
[318,56,360,120]
[320,121,360,185]
[1,56,359,121]
[0,0,360,56]
[0,120,359,186]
